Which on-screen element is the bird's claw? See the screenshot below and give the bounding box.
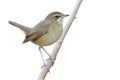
[46,57,54,66]
[41,63,50,73]
[41,63,47,69]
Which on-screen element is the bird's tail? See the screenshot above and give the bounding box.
[8,21,32,35]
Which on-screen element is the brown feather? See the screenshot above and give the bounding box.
[22,20,51,43]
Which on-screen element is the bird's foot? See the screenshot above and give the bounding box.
[41,63,50,73]
[46,56,54,66]
[41,63,47,69]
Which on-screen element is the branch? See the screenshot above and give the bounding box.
[38,0,83,80]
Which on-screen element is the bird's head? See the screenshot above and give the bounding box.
[45,11,69,22]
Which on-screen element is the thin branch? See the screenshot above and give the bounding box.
[38,0,83,80]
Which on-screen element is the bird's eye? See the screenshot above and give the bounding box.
[54,15,61,19]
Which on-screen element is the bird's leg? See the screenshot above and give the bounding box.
[41,47,54,65]
[39,47,46,68]
[39,47,50,73]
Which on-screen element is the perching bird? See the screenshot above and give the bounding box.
[8,11,69,66]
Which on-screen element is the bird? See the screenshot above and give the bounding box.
[8,11,69,67]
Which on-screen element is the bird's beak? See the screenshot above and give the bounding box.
[57,14,69,21]
[64,14,69,17]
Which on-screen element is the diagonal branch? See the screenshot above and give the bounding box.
[38,0,83,80]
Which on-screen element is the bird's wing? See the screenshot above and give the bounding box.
[23,20,51,43]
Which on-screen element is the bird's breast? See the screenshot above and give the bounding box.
[33,23,63,47]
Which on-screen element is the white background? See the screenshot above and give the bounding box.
[0,0,120,80]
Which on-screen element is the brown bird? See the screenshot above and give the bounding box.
[8,11,69,66]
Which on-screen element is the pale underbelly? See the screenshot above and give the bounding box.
[32,26,63,47]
